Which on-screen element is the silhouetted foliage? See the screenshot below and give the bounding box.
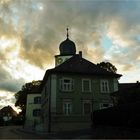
[119,85,140,105]
[92,102,140,128]
[15,80,42,122]
[12,114,24,125]
[0,116,4,126]
[111,83,140,106]
[97,62,117,73]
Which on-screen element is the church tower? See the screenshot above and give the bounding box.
[55,28,76,66]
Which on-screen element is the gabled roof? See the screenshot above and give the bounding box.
[0,106,17,116]
[41,54,122,90]
[50,54,121,77]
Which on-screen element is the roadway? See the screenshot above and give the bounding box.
[0,126,44,139]
[0,125,140,139]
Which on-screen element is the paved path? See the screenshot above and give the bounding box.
[0,125,93,139]
[0,126,21,139]
[1,125,140,139]
[0,126,44,139]
[18,127,93,139]
[19,126,140,139]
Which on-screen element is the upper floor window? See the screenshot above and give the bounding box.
[33,109,41,117]
[100,80,109,93]
[60,78,74,92]
[82,79,91,92]
[113,79,118,92]
[34,96,41,104]
[44,86,47,97]
[63,100,72,115]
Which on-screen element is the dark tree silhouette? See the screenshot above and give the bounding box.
[97,61,117,73]
[116,83,140,105]
[15,80,42,121]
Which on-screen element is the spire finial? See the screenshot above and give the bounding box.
[66,27,69,39]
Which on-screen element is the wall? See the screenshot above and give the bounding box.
[25,93,41,129]
[41,73,119,132]
[56,74,116,115]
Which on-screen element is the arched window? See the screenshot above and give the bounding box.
[34,96,41,104]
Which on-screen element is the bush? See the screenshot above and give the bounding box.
[92,102,140,128]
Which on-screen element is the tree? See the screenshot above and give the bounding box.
[116,83,140,105]
[15,80,42,122]
[97,62,117,73]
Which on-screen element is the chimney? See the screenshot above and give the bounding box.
[79,51,82,58]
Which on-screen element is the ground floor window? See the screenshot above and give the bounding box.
[83,100,92,115]
[63,101,72,115]
[100,103,113,109]
[33,109,41,117]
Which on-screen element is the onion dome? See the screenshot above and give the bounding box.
[59,28,76,55]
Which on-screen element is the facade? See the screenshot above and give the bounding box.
[25,81,42,130]
[25,94,41,130]
[41,30,122,132]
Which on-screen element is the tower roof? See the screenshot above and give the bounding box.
[59,28,76,55]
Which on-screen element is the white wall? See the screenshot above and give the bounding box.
[25,94,41,128]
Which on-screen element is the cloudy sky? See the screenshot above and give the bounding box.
[0,0,140,111]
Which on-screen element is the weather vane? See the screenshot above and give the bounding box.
[66,26,69,39]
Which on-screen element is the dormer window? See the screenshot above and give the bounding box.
[60,78,74,92]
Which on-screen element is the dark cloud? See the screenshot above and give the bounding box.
[0,66,24,92]
[0,78,24,92]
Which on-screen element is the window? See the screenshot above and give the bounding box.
[44,86,47,97]
[34,96,41,104]
[82,79,91,92]
[33,109,41,117]
[114,79,118,92]
[83,100,91,115]
[100,103,113,109]
[60,78,74,92]
[100,80,109,93]
[63,101,72,115]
